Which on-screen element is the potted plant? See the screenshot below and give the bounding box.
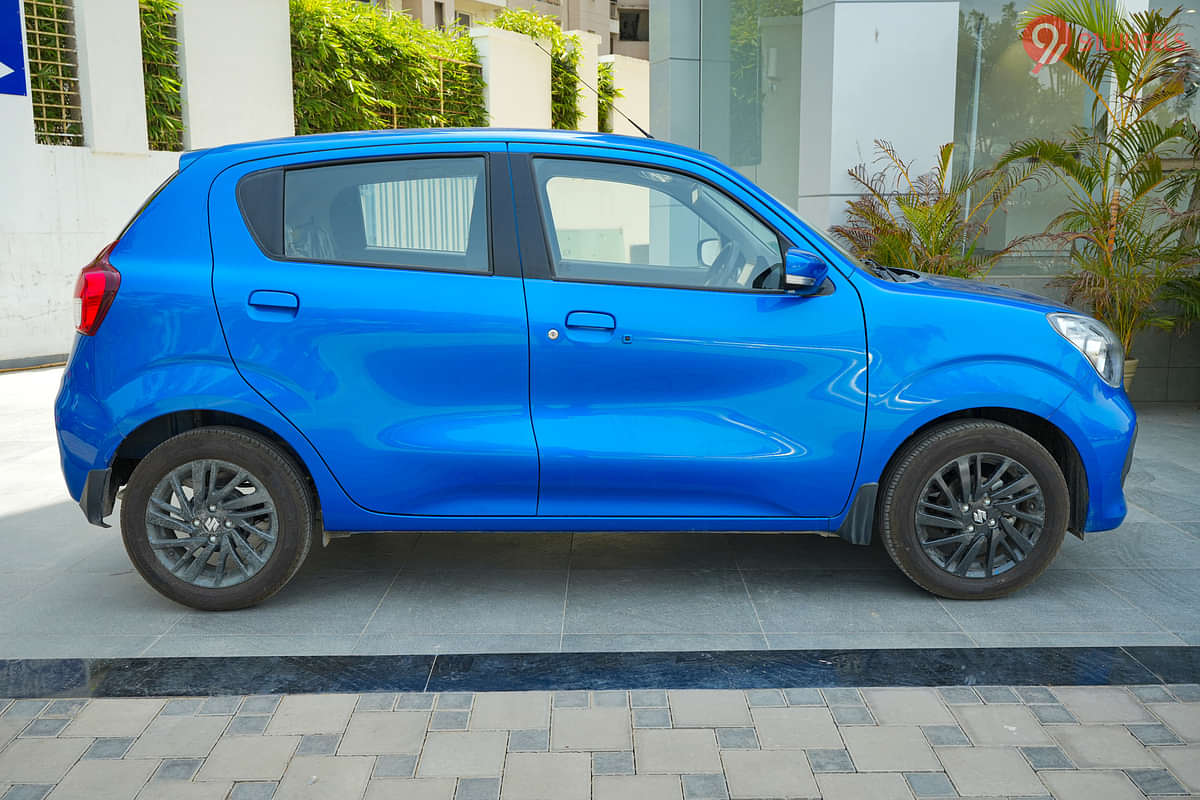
[996,2,1200,390]
[831,140,1041,278]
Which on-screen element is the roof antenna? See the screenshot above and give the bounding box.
[530,39,654,139]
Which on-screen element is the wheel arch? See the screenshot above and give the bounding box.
[876,407,1088,537]
[113,410,323,518]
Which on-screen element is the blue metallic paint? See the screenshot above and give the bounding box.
[54,129,1135,538]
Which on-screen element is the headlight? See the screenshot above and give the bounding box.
[1047,313,1124,388]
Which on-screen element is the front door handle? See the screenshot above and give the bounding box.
[248,290,299,310]
[565,311,616,330]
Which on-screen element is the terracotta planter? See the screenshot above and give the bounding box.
[1123,358,1139,392]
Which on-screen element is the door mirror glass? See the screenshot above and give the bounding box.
[697,238,722,267]
[783,248,829,295]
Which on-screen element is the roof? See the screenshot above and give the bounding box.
[179,128,725,174]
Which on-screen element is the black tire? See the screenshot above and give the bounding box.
[120,426,315,611]
[878,420,1069,600]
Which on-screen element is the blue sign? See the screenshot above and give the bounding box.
[0,0,27,97]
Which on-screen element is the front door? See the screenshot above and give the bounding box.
[513,150,867,518]
[210,144,538,516]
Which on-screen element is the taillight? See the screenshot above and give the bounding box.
[74,242,121,335]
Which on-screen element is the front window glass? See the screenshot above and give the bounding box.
[533,159,784,290]
[283,157,489,273]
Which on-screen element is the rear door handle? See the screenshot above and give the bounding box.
[565,311,616,330]
[248,290,299,310]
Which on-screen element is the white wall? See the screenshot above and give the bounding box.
[470,26,553,128]
[177,0,294,149]
[569,30,602,132]
[0,0,292,364]
[601,54,649,137]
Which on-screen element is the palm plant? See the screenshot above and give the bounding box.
[995,1,1200,356]
[830,140,1041,279]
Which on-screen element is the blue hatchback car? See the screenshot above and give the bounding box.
[55,129,1136,610]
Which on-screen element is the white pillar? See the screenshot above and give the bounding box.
[567,30,601,131]
[75,0,148,152]
[600,54,648,137]
[177,0,294,149]
[470,26,552,129]
[795,0,959,229]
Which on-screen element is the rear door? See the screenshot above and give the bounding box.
[209,143,538,516]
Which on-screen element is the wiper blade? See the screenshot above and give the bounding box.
[862,258,909,281]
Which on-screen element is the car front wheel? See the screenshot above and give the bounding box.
[878,420,1069,600]
[120,426,315,611]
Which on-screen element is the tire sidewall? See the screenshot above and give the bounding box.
[882,424,1069,599]
[120,429,311,611]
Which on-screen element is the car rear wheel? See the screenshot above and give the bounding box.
[120,427,315,610]
[878,420,1069,600]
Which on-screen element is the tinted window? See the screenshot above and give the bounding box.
[281,157,489,273]
[532,159,783,291]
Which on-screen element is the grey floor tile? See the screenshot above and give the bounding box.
[229,782,277,800]
[199,696,242,715]
[1052,522,1200,570]
[81,737,134,759]
[806,749,854,773]
[922,724,971,746]
[592,692,629,708]
[1125,767,1188,795]
[633,708,671,728]
[146,634,360,657]
[745,689,785,707]
[508,729,549,752]
[437,694,476,710]
[410,532,570,570]
[831,706,875,725]
[295,734,340,756]
[394,694,436,711]
[592,751,635,775]
[20,718,66,737]
[565,569,761,635]
[1170,684,1200,702]
[355,694,396,712]
[1016,687,1059,704]
[430,711,470,730]
[822,688,864,706]
[0,569,184,637]
[905,772,956,797]
[715,728,758,749]
[784,688,825,706]
[681,773,729,800]
[367,569,566,635]
[373,754,417,778]
[938,687,981,705]
[152,758,203,781]
[631,691,667,708]
[1127,723,1184,745]
[1,787,53,800]
[240,695,282,715]
[40,700,85,717]
[562,634,767,652]
[160,698,203,716]
[3,701,47,719]
[570,533,735,570]
[357,633,563,654]
[976,686,1021,703]
[744,570,961,633]
[1032,704,1078,724]
[1089,569,1200,634]
[226,715,270,736]
[455,777,500,800]
[943,572,1165,634]
[1021,746,1075,769]
[554,692,588,709]
[1131,686,1176,704]
[767,632,977,649]
[730,532,894,570]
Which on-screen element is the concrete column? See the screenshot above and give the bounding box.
[75,0,148,152]
[176,0,294,149]
[649,0,699,145]
[470,26,552,128]
[568,29,601,131]
[795,0,959,229]
[0,1,34,153]
[600,53,648,136]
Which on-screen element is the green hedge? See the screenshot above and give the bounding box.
[290,0,487,134]
[597,60,621,133]
[139,0,183,151]
[488,9,581,130]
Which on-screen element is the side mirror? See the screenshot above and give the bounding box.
[783,248,829,295]
[697,238,721,267]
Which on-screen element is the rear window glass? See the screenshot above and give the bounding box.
[276,157,490,273]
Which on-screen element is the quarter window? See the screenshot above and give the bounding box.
[280,157,489,273]
[532,159,783,291]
